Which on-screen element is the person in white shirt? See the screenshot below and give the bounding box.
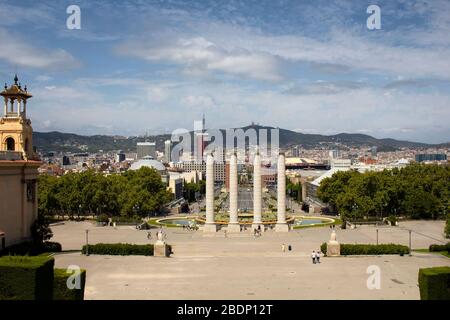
[316,250,321,263]
[311,250,316,264]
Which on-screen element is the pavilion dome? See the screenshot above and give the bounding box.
[130,156,167,173]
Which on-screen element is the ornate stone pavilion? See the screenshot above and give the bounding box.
[0,75,41,249]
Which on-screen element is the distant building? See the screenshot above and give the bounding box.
[371,146,378,158]
[291,146,300,157]
[173,160,225,183]
[261,166,277,187]
[329,150,340,159]
[130,156,166,173]
[284,157,329,170]
[62,155,71,166]
[194,113,207,161]
[195,133,207,161]
[168,173,183,200]
[331,159,351,168]
[137,142,156,159]
[415,153,447,162]
[115,151,126,163]
[164,140,172,163]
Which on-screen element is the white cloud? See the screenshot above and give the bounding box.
[117,36,282,81]
[181,95,215,108]
[0,28,80,70]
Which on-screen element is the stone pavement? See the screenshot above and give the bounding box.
[52,220,450,300]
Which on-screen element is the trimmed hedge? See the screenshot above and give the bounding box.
[429,243,450,252]
[320,243,327,254]
[53,268,86,300]
[0,256,54,300]
[82,243,154,256]
[321,243,410,256]
[418,267,450,300]
[0,241,62,257]
[81,243,173,256]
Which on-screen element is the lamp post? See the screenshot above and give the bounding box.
[85,229,89,256]
[376,228,379,245]
[408,229,412,256]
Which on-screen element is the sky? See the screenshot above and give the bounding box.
[0,0,449,143]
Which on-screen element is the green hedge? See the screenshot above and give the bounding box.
[320,243,327,254]
[82,243,154,256]
[81,243,173,256]
[418,267,450,300]
[53,268,86,300]
[321,243,410,255]
[0,241,62,257]
[0,256,54,300]
[429,243,450,252]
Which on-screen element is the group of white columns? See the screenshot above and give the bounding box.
[203,152,289,233]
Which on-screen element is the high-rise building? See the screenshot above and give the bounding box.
[115,151,126,163]
[371,146,378,158]
[194,114,208,161]
[137,142,156,159]
[329,150,340,159]
[292,146,300,157]
[164,140,172,163]
[195,133,207,161]
[62,155,71,166]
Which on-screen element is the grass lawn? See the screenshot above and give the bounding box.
[413,248,450,258]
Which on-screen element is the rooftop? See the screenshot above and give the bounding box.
[130,156,166,172]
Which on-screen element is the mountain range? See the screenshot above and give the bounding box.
[33,125,449,154]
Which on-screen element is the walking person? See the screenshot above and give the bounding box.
[147,231,152,240]
[311,250,316,264]
[316,250,321,263]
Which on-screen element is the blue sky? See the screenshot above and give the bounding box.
[0,0,449,143]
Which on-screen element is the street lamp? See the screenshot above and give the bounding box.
[85,229,89,256]
[408,229,412,256]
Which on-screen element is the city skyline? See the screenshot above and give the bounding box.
[0,0,449,143]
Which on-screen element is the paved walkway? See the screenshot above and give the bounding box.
[52,220,450,300]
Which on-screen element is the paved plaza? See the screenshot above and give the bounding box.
[52,220,450,300]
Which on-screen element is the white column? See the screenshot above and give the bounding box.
[252,151,262,228]
[276,153,289,232]
[204,153,217,233]
[228,153,240,232]
[3,97,7,116]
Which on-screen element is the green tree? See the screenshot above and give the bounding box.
[30,213,53,244]
[317,164,449,220]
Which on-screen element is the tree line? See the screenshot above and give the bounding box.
[38,167,173,218]
[183,180,206,203]
[317,164,449,221]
